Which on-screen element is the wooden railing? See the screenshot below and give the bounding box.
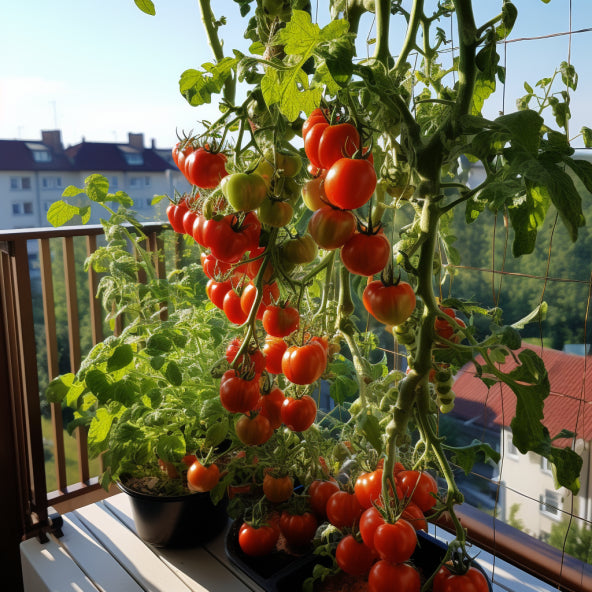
[1,223,591,592]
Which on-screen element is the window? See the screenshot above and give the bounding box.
[130,177,141,187]
[144,176,151,186]
[41,176,63,190]
[539,489,560,517]
[505,431,519,458]
[10,176,32,190]
[111,176,119,189]
[124,152,143,166]
[32,150,51,162]
[540,456,552,474]
[12,202,34,215]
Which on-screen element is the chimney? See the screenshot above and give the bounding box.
[128,133,144,150]
[42,130,64,153]
[151,138,156,149]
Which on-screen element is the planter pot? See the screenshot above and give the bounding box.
[225,521,492,592]
[118,481,228,548]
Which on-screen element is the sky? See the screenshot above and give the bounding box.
[0,0,591,151]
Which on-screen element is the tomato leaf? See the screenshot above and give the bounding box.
[511,302,548,330]
[133,0,156,16]
[180,55,240,106]
[443,440,501,475]
[88,408,116,448]
[358,413,382,455]
[165,361,183,386]
[106,344,134,373]
[156,433,186,463]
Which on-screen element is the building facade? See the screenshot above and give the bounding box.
[0,130,190,230]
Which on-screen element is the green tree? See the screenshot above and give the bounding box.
[549,519,592,565]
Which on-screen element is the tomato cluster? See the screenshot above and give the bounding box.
[172,140,228,189]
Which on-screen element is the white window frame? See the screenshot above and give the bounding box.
[41,176,63,190]
[539,489,561,519]
[540,455,553,475]
[12,201,34,215]
[10,176,32,190]
[505,431,519,459]
[130,176,141,187]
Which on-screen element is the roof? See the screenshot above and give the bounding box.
[452,344,592,443]
[0,132,174,173]
[0,139,72,171]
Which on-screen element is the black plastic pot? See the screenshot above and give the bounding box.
[225,521,492,592]
[118,481,228,548]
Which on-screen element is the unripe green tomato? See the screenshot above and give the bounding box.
[261,151,302,178]
[348,399,363,415]
[279,233,318,265]
[435,369,452,383]
[439,401,455,414]
[281,176,301,204]
[222,172,268,212]
[436,382,451,396]
[258,198,293,227]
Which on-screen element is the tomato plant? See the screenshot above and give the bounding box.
[341,230,390,277]
[263,473,293,503]
[238,522,279,556]
[326,490,362,529]
[219,369,260,414]
[222,172,267,212]
[281,343,326,385]
[308,479,340,519]
[433,564,489,592]
[256,386,285,429]
[187,460,220,493]
[280,395,317,432]
[335,534,376,576]
[262,335,287,375]
[262,304,300,337]
[307,206,356,250]
[324,157,377,210]
[363,279,416,327]
[373,519,417,563]
[279,511,318,547]
[398,470,438,513]
[235,412,273,446]
[184,147,228,189]
[368,561,420,592]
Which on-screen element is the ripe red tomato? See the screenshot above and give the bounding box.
[302,108,328,140]
[304,121,329,169]
[368,560,420,592]
[238,522,279,556]
[326,491,362,529]
[187,460,220,492]
[201,215,249,263]
[401,501,428,532]
[225,338,266,374]
[362,279,416,326]
[341,231,391,276]
[235,412,273,446]
[206,278,233,310]
[279,511,318,547]
[308,479,340,519]
[201,253,232,279]
[280,395,317,432]
[324,157,377,210]
[219,369,260,413]
[240,281,280,320]
[307,206,356,250]
[166,200,189,234]
[335,534,377,576]
[184,147,228,189]
[432,564,489,592]
[317,123,361,170]
[354,469,385,509]
[281,342,327,385]
[262,336,288,375]
[223,289,249,325]
[263,474,294,503]
[373,519,417,563]
[262,304,300,337]
[398,470,438,512]
[434,307,466,343]
[256,387,286,429]
[359,506,385,551]
[175,142,195,176]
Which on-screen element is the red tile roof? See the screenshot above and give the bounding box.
[452,344,592,443]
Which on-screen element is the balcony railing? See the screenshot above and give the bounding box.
[1,223,591,592]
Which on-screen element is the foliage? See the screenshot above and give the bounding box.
[548,518,592,565]
[48,0,592,586]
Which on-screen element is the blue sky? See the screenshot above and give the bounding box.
[0,0,590,150]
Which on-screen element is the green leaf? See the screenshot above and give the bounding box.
[146,333,173,354]
[165,361,183,386]
[133,0,156,16]
[156,433,186,463]
[497,2,518,39]
[563,157,592,193]
[108,191,134,207]
[205,419,229,448]
[179,56,239,107]
[358,412,382,455]
[443,440,501,475]
[106,344,134,373]
[88,408,115,447]
[46,374,75,403]
[277,10,321,53]
[85,174,110,203]
[511,302,548,330]
[47,200,82,227]
[582,127,592,148]
[495,110,543,154]
[85,369,112,400]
